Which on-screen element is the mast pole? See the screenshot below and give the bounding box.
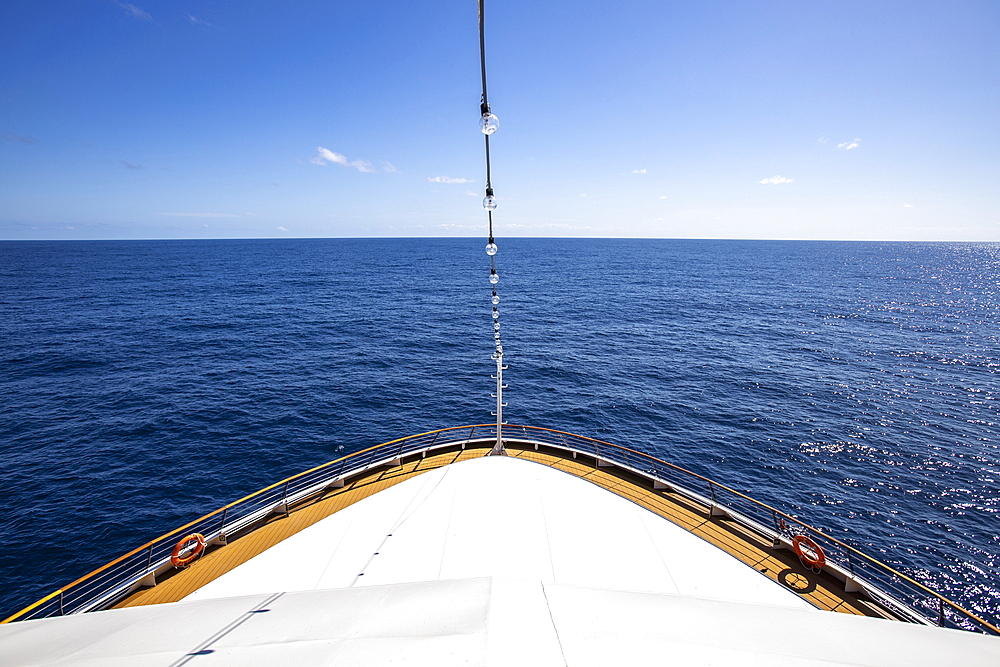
[492,351,506,455]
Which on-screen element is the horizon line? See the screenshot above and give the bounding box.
[1,236,998,244]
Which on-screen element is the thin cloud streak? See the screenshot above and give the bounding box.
[838,139,861,150]
[428,176,473,184]
[115,2,151,20]
[759,175,793,185]
[2,133,38,144]
[310,147,374,172]
[159,212,240,218]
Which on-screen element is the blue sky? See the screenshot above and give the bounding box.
[1,0,997,241]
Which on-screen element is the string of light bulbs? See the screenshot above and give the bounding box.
[478,0,506,456]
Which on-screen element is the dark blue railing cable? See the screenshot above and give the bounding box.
[478,0,506,456]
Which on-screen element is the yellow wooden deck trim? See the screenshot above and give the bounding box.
[112,443,892,620]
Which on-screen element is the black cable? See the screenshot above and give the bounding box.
[478,0,489,110]
[485,135,493,192]
[480,0,494,238]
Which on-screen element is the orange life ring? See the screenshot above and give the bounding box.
[792,534,825,569]
[170,533,206,568]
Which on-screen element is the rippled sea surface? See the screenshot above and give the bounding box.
[1,238,998,623]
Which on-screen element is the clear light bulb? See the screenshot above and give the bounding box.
[494,333,501,340]
[489,272,499,284]
[485,242,498,256]
[483,195,497,211]
[496,345,503,354]
[492,295,500,305]
[494,322,500,331]
[480,113,499,135]
[492,309,499,319]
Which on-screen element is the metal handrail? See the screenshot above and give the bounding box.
[4,424,996,636]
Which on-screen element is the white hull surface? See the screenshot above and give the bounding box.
[5,577,1000,667]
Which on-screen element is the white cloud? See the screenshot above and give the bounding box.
[818,137,828,144]
[428,176,473,184]
[311,147,346,165]
[159,212,240,218]
[115,2,151,20]
[632,168,647,174]
[187,14,210,26]
[759,175,794,185]
[658,195,668,199]
[277,226,288,232]
[350,160,374,173]
[904,204,914,208]
[382,162,398,173]
[465,190,479,196]
[310,147,373,172]
[837,138,861,150]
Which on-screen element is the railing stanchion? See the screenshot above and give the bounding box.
[219,507,228,535]
[58,591,64,616]
[708,481,718,504]
[281,481,290,517]
[144,545,153,573]
[939,599,945,627]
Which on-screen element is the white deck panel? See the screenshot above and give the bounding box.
[3,578,998,667]
[184,455,807,609]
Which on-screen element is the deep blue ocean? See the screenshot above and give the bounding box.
[1,238,998,624]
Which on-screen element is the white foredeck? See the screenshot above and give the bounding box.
[183,454,810,609]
